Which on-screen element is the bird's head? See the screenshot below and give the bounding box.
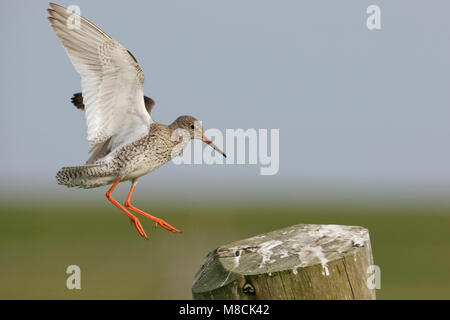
[171,115,226,158]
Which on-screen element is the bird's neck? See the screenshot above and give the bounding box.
[168,121,179,132]
[167,121,189,145]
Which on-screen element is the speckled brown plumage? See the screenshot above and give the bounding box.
[56,117,197,188]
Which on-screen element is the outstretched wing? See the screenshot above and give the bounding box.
[70,92,155,115]
[47,3,152,152]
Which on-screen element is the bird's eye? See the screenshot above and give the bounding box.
[190,125,195,129]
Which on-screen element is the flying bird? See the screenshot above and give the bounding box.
[47,3,226,239]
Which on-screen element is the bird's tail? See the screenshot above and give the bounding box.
[56,164,115,189]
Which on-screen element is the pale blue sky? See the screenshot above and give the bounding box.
[1,0,450,201]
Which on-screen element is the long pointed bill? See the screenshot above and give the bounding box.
[201,136,227,158]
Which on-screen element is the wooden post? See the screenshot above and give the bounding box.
[192,224,375,300]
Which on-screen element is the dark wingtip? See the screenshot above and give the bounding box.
[71,92,85,110]
[143,96,155,115]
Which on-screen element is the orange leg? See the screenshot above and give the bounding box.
[124,181,181,233]
[106,179,148,239]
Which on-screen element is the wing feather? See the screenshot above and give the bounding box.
[48,3,152,153]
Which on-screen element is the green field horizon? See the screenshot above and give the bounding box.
[1,200,449,299]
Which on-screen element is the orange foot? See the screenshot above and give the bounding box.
[125,181,181,234]
[125,202,181,233]
[129,216,148,239]
[153,217,181,233]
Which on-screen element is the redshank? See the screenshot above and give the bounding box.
[48,3,226,239]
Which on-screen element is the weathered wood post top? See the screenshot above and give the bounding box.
[192,224,375,300]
